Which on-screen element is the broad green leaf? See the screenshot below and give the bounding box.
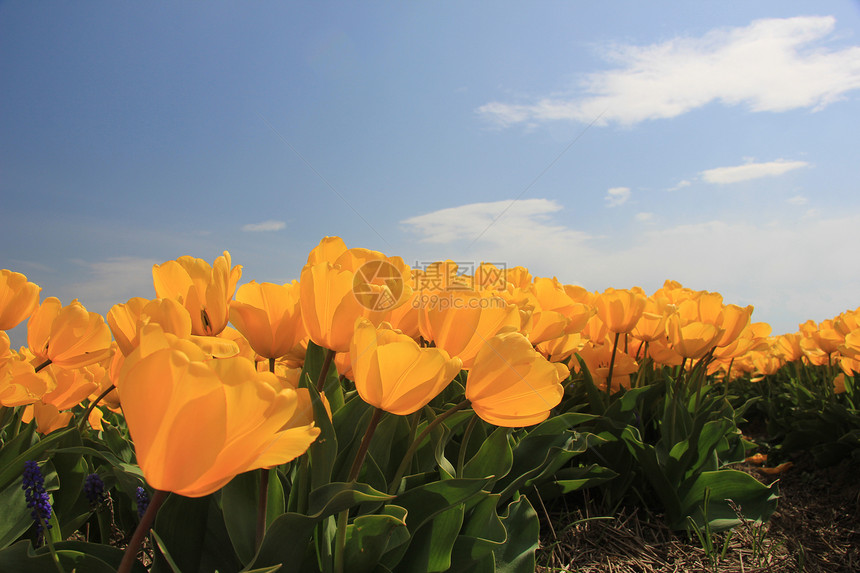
[0,539,145,573]
[463,426,513,484]
[679,469,778,531]
[343,506,407,573]
[222,471,260,565]
[0,427,77,491]
[394,504,463,573]
[0,471,32,550]
[494,494,539,573]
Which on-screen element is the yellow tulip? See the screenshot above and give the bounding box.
[307,236,348,265]
[0,357,48,406]
[0,270,41,330]
[118,324,320,497]
[152,251,242,336]
[418,290,520,369]
[350,318,462,415]
[229,280,306,359]
[665,313,721,359]
[27,298,112,370]
[108,297,192,356]
[300,262,387,352]
[594,288,647,334]
[576,339,639,393]
[466,332,567,427]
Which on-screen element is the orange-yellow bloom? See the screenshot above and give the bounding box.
[300,262,387,352]
[418,290,521,369]
[152,251,242,336]
[350,318,462,415]
[27,298,112,370]
[665,313,721,360]
[594,288,647,334]
[466,332,568,427]
[118,325,320,497]
[229,280,306,359]
[108,297,192,356]
[0,270,41,330]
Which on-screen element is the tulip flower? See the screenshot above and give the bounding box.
[229,280,306,360]
[466,331,568,427]
[118,324,320,497]
[152,251,241,336]
[0,270,41,330]
[300,262,388,353]
[576,339,639,393]
[0,358,48,406]
[665,313,721,360]
[418,289,521,369]
[594,288,647,334]
[27,298,112,370]
[108,297,192,356]
[350,318,462,415]
[307,236,348,265]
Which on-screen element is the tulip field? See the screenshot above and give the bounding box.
[1,236,858,572]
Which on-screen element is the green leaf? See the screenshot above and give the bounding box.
[0,539,146,573]
[308,482,393,517]
[463,426,513,484]
[534,464,618,500]
[299,370,339,491]
[679,469,778,531]
[222,471,260,565]
[494,494,540,573]
[0,427,77,491]
[343,506,408,573]
[0,470,32,550]
[394,503,464,573]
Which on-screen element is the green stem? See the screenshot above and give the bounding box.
[456,414,479,477]
[334,407,385,573]
[256,357,278,549]
[118,489,168,573]
[37,514,65,573]
[77,385,116,433]
[315,349,336,393]
[388,399,471,495]
[605,332,621,398]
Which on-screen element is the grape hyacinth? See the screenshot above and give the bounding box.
[21,460,52,543]
[83,473,106,508]
[135,486,149,519]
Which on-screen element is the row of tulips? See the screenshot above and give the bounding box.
[0,237,854,572]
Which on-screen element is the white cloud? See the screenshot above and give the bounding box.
[787,195,808,205]
[668,180,692,192]
[605,187,631,207]
[400,198,585,244]
[700,159,809,184]
[635,212,654,222]
[242,220,286,232]
[63,257,160,316]
[478,16,860,127]
[401,199,860,335]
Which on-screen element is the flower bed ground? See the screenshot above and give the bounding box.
[537,442,860,572]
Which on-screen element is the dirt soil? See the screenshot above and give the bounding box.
[536,453,860,572]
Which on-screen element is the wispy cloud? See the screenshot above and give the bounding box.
[400,198,583,244]
[242,220,286,232]
[787,195,808,206]
[635,212,654,222]
[700,159,809,184]
[605,187,631,207]
[478,16,860,127]
[63,257,160,315]
[401,199,860,335]
[668,180,692,192]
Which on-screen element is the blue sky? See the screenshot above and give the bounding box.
[2,1,860,342]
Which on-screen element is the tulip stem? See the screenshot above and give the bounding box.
[316,349,336,393]
[334,407,385,573]
[605,332,621,398]
[256,469,270,551]
[118,489,168,573]
[388,399,471,495]
[77,385,116,433]
[256,357,278,549]
[456,413,479,478]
